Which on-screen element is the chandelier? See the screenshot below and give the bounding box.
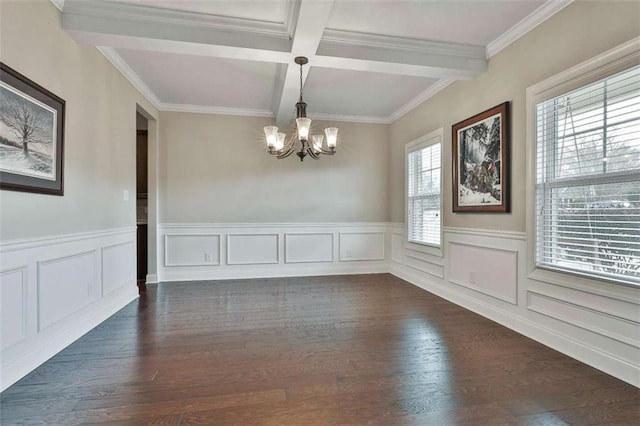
[264,56,338,161]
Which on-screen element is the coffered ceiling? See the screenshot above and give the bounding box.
[56,0,572,124]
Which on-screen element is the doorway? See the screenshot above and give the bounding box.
[136,112,148,293]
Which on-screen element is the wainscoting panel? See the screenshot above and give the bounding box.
[339,232,385,262]
[37,251,97,331]
[165,234,221,267]
[448,242,518,305]
[227,234,279,265]
[102,242,135,296]
[0,227,138,392]
[0,267,27,351]
[285,233,333,264]
[390,232,404,264]
[389,225,639,387]
[527,290,640,348]
[159,223,389,281]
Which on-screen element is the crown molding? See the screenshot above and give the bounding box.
[387,79,454,122]
[486,0,574,59]
[308,113,391,125]
[160,103,275,118]
[96,46,162,110]
[63,0,291,39]
[322,29,486,60]
[284,0,301,38]
[387,0,575,123]
[49,0,64,12]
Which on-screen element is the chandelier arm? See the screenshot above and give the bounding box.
[306,147,319,160]
[276,146,296,159]
[317,148,335,156]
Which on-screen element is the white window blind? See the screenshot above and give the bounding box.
[408,141,441,247]
[535,65,640,285]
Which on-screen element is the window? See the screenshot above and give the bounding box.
[407,131,442,249]
[534,64,640,286]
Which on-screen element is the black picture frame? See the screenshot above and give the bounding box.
[452,102,510,213]
[0,62,65,195]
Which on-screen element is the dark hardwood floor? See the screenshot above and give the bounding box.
[1,274,638,425]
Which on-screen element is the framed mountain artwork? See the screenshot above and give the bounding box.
[452,102,510,213]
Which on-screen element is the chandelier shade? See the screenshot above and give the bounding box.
[264,57,338,161]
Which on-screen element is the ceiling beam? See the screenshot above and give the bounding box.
[60,0,488,123]
[315,30,486,79]
[62,0,292,63]
[274,0,335,126]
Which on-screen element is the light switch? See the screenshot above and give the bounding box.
[123,190,129,201]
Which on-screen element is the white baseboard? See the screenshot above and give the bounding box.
[1,227,138,392]
[390,263,640,388]
[0,285,138,392]
[2,222,636,393]
[161,262,389,282]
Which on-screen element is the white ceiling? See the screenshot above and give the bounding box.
[59,0,569,124]
[116,49,281,111]
[325,1,544,46]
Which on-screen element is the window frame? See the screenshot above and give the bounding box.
[405,128,444,257]
[526,38,640,289]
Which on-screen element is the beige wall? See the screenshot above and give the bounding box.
[159,112,389,223]
[0,0,158,241]
[389,0,640,231]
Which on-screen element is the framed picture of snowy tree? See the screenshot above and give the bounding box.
[0,63,65,195]
[452,102,510,212]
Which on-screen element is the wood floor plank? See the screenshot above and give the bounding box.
[1,273,637,425]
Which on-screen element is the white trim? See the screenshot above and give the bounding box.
[388,79,454,122]
[0,227,135,252]
[308,113,391,125]
[390,263,640,387]
[36,250,99,332]
[96,47,162,110]
[0,226,138,392]
[405,128,444,258]
[163,234,222,267]
[338,232,386,262]
[160,103,274,118]
[64,0,291,39]
[1,286,137,392]
[160,263,388,282]
[226,233,280,265]
[486,0,574,59]
[527,290,640,349]
[387,0,575,123]
[525,37,640,289]
[322,29,486,59]
[283,232,335,264]
[49,0,64,12]
[146,273,158,284]
[528,268,640,304]
[283,0,300,38]
[448,241,519,305]
[159,222,390,229]
[0,265,28,351]
[404,249,444,266]
[526,36,640,102]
